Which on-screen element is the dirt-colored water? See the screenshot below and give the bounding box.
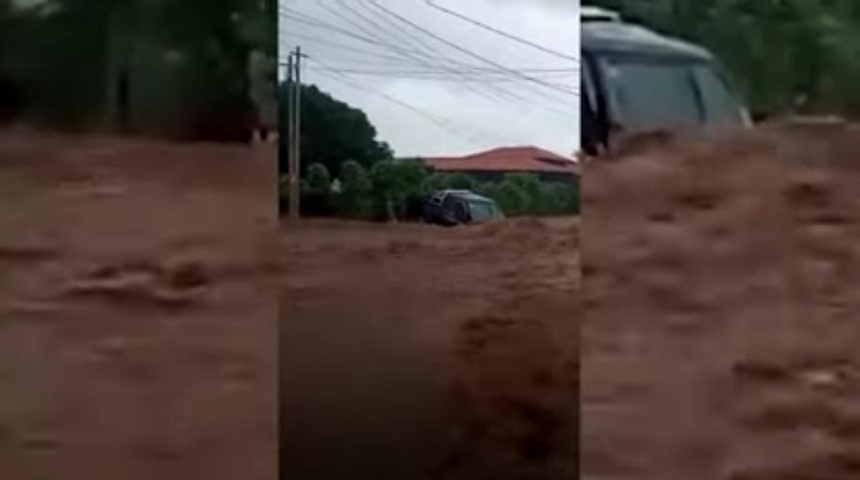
[12,123,860,480]
[582,125,860,480]
[15,121,859,480]
[0,131,278,480]
[0,129,578,479]
[280,218,578,480]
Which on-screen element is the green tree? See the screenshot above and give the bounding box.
[300,162,334,216]
[447,172,476,190]
[304,162,332,194]
[369,160,428,219]
[589,0,860,117]
[504,173,541,211]
[474,181,502,205]
[338,160,373,217]
[0,0,275,137]
[536,181,579,216]
[421,172,452,193]
[496,180,529,216]
[281,83,394,179]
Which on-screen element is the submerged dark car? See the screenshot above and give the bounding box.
[580,7,752,155]
[422,190,504,226]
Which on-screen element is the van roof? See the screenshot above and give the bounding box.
[582,20,712,62]
[581,5,621,23]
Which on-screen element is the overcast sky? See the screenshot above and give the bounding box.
[280,0,580,158]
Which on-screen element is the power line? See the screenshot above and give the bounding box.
[325,0,495,90]
[278,36,576,76]
[282,7,484,77]
[299,61,575,119]
[304,65,576,84]
[279,6,576,118]
[279,6,577,95]
[424,0,579,63]
[280,7,403,52]
[280,5,576,116]
[304,65,576,77]
[339,0,577,113]
[283,58,577,83]
[298,0,527,107]
[361,0,579,96]
[339,0,537,108]
[279,33,428,65]
[306,56,519,147]
[310,69,489,147]
[293,61,577,74]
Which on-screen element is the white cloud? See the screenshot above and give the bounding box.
[280,0,580,157]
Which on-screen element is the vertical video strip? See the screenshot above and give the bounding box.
[581,2,860,480]
[0,1,280,479]
[279,0,580,478]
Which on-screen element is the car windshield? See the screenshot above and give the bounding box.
[468,200,499,222]
[601,58,744,133]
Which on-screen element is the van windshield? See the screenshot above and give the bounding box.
[691,64,746,125]
[600,58,744,133]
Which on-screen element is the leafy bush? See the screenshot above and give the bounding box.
[300,163,335,216]
[369,160,429,220]
[447,173,476,190]
[304,163,331,194]
[337,160,373,217]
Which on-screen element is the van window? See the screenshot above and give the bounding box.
[468,200,498,222]
[582,57,599,113]
[692,65,743,125]
[602,60,702,132]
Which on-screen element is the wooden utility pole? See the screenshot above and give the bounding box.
[285,46,306,220]
[291,46,304,220]
[285,52,296,219]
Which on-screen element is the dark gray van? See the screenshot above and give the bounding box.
[422,190,504,226]
[581,8,751,155]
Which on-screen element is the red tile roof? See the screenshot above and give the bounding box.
[424,146,579,175]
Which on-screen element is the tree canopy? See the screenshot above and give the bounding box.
[279,82,394,177]
[590,0,860,117]
[0,0,276,139]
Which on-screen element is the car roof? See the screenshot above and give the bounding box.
[582,20,712,62]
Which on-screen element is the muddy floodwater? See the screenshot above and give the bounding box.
[0,131,278,480]
[582,125,860,480]
[281,218,578,480]
[0,130,578,480]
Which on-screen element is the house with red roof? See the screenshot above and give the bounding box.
[421,146,579,183]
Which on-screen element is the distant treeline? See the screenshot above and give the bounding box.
[591,0,860,117]
[279,160,579,221]
[279,81,578,221]
[0,0,276,141]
